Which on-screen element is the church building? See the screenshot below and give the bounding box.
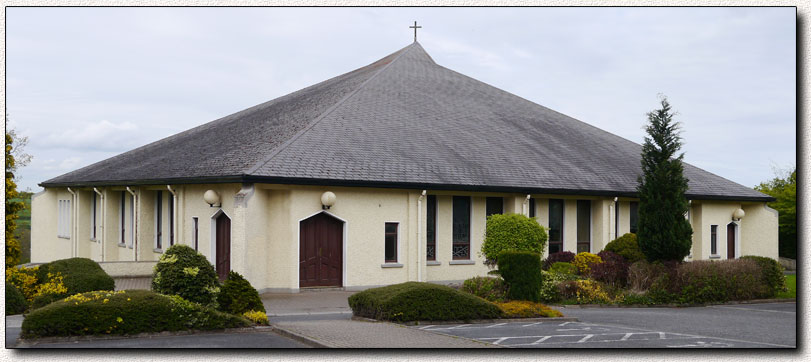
[31,41,777,293]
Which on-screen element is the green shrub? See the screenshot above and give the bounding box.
[5,282,28,315]
[740,255,786,298]
[604,233,645,263]
[461,276,508,302]
[627,260,670,292]
[348,282,503,322]
[673,259,768,303]
[481,214,547,267]
[35,258,115,295]
[572,252,602,275]
[497,251,543,302]
[152,245,220,306]
[217,271,266,315]
[31,292,70,310]
[548,262,578,275]
[620,292,655,306]
[539,271,562,303]
[589,251,629,288]
[21,290,250,338]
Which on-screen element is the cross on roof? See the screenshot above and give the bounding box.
[409,21,422,42]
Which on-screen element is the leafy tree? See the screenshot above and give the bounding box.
[755,168,796,259]
[6,133,25,267]
[480,213,547,267]
[636,97,693,262]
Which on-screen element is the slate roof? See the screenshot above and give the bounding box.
[41,42,772,202]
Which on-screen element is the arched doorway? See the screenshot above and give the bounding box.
[299,212,344,287]
[727,222,737,259]
[214,212,231,280]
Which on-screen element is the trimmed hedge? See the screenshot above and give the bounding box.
[740,255,786,298]
[217,271,266,315]
[461,276,508,302]
[497,251,543,302]
[542,251,575,270]
[348,282,503,322]
[548,262,578,276]
[21,290,250,338]
[5,283,28,315]
[35,258,115,295]
[481,213,547,266]
[603,233,645,263]
[152,245,220,306]
[673,259,768,303]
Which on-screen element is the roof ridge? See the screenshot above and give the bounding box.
[244,43,418,175]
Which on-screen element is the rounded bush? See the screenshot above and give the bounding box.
[5,283,28,315]
[548,262,578,275]
[461,276,508,302]
[589,251,630,287]
[152,245,220,306]
[603,233,645,263]
[572,252,602,275]
[21,290,250,338]
[494,301,563,318]
[481,214,547,267]
[740,255,786,298]
[497,251,543,302]
[542,251,575,270]
[36,258,115,294]
[348,282,503,322]
[217,271,266,315]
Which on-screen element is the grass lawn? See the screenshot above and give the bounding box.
[776,274,796,299]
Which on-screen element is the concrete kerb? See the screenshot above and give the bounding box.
[556,298,796,309]
[352,316,580,326]
[14,326,281,348]
[270,326,329,348]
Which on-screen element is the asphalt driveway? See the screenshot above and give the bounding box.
[415,302,796,348]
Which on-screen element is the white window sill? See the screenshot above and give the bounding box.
[117,243,127,248]
[57,236,71,240]
[426,260,441,266]
[449,260,475,265]
[709,254,721,259]
[381,263,403,268]
[153,248,164,253]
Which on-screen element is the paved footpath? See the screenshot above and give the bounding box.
[273,319,496,348]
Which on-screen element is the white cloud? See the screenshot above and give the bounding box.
[41,119,139,152]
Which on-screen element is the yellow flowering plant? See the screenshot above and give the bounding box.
[242,310,269,325]
[6,266,40,302]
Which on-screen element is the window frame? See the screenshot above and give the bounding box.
[57,199,71,239]
[426,195,437,261]
[548,199,564,254]
[485,197,503,217]
[629,201,639,234]
[576,200,592,253]
[452,196,471,260]
[168,192,175,247]
[119,191,126,246]
[711,224,718,255]
[384,222,399,263]
[192,217,199,251]
[90,192,97,241]
[155,191,163,250]
[129,193,135,248]
[528,198,536,218]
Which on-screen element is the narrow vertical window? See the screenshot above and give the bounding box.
[485,197,503,217]
[91,192,97,240]
[168,193,175,246]
[385,222,398,263]
[57,199,71,239]
[548,199,564,254]
[426,195,436,261]
[129,193,135,248]
[120,191,126,245]
[577,200,591,253]
[614,200,620,239]
[529,198,536,218]
[629,201,639,234]
[192,217,199,251]
[711,225,718,255]
[156,191,163,250]
[452,196,471,260]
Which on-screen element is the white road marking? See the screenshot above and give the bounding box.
[577,334,594,343]
[531,336,552,345]
[492,337,509,345]
[417,325,435,330]
[522,322,542,327]
[620,333,633,341]
[485,323,507,328]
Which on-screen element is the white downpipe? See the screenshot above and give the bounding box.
[67,187,77,257]
[417,190,426,282]
[523,194,531,216]
[167,185,177,247]
[126,187,138,261]
[611,197,618,241]
[93,187,104,261]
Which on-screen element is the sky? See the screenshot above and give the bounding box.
[5,7,796,192]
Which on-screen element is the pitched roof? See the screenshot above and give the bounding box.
[41,42,772,202]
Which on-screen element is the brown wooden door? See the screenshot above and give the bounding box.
[300,213,343,287]
[216,213,231,280]
[727,223,736,259]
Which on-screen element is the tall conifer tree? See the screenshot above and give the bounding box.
[637,98,693,262]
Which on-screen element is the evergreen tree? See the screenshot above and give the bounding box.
[6,133,24,267]
[636,98,693,262]
[755,168,796,259]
